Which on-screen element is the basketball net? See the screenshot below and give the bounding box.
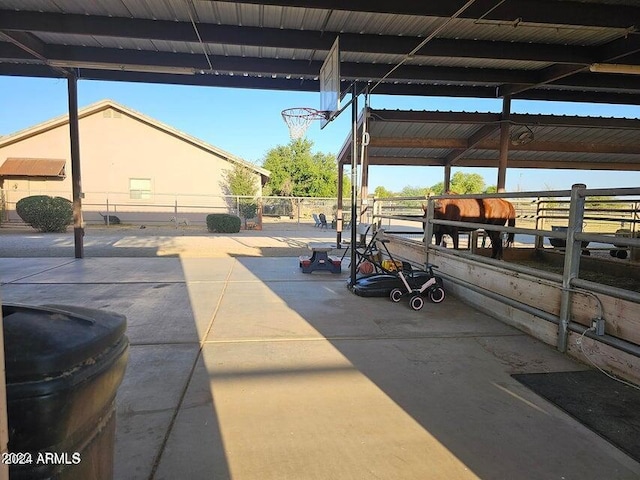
[281,107,326,140]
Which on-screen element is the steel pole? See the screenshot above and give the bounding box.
[557,183,586,352]
[336,162,344,248]
[350,85,358,286]
[67,73,84,258]
[497,96,511,193]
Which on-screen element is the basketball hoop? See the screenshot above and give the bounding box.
[281,107,327,140]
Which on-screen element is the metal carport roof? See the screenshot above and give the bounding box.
[1,1,640,105]
[337,109,640,172]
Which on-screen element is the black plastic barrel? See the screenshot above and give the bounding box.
[2,303,129,480]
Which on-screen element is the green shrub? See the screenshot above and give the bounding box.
[206,213,241,233]
[238,199,258,222]
[16,195,73,233]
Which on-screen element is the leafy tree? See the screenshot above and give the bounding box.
[448,172,486,194]
[399,185,431,197]
[373,186,395,198]
[223,163,259,226]
[429,182,445,195]
[262,139,340,197]
[430,172,486,195]
[484,185,498,194]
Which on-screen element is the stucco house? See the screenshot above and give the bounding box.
[0,99,269,225]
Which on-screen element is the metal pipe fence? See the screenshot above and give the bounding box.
[371,185,640,356]
[0,189,350,229]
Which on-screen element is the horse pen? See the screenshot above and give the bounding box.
[369,184,640,386]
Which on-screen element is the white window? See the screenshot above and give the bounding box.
[129,178,152,199]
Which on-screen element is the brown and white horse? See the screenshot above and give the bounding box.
[424,197,516,259]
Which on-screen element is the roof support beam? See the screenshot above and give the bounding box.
[0,30,69,76]
[207,1,640,29]
[445,123,500,166]
[2,61,640,106]
[363,137,640,155]
[0,10,623,65]
[370,110,640,129]
[359,156,640,171]
[595,34,640,63]
[498,64,588,98]
[17,44,533,84]
[497,34,640,99]
[0,30,46,60]
[452,158,640,171]
[6,42,639,95]
[369,138,468,149]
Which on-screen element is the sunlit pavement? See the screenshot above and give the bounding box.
[1,229,640,479]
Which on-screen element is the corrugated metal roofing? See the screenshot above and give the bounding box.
[439,18,626,46]
[0,158,66,177]
[2,1,640,104]
[338,108,640,171]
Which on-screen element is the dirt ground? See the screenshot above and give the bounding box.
[512,252,640,293]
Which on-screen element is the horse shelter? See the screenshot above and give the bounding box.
[334,107,640,385]
[3,1,640,477]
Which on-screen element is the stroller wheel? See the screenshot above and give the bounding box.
[429,287,446,303]
[410,295,424,311]
[390,288,403,303]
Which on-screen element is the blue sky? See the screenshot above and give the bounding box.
[1,76,640,193]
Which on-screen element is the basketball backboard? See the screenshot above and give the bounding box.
[320,37,340,128]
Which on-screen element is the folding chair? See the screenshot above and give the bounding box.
[340,223,373,264]
[318,213,328,229]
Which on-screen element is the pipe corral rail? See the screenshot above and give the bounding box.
[370,185,640,384]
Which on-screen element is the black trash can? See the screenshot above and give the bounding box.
[2,303,129,480]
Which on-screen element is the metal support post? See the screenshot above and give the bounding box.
[349,85,359,286]
[336,162,344,248]
[424,197,435,267]
[534,197,543,250]
[557,183,586,352]
[444,163,451,193]
[67,73,84,258]
[497,97,511,193]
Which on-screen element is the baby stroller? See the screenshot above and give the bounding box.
[389,263,445,311]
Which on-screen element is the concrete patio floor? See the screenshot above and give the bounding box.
[1,227,640,479]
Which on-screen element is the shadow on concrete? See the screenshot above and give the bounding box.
[2,227,639,479]
[202,254,640,479]
[0,252,233,480]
